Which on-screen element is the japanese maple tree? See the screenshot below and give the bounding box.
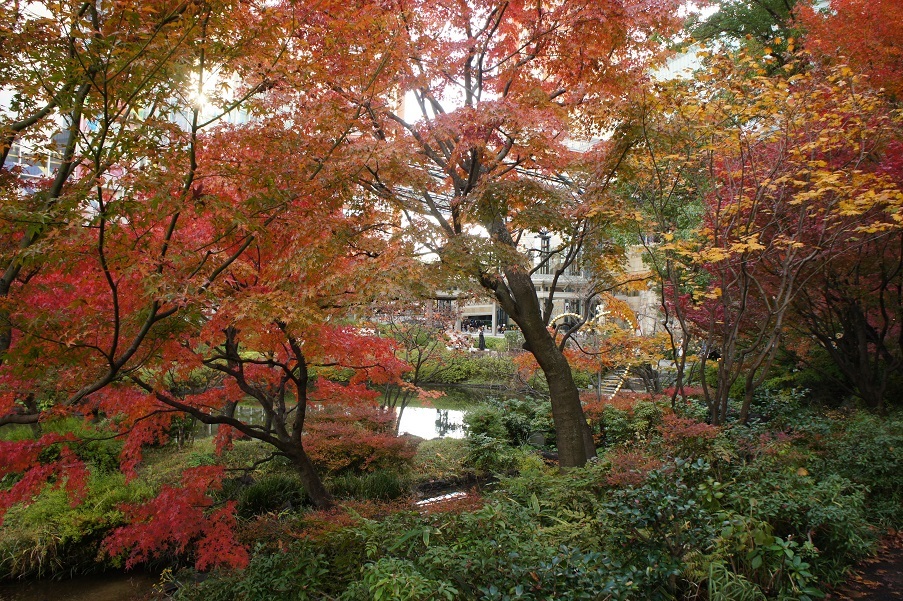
[799,0,903,101]
[0,0,420,568]
[283,0,685,467]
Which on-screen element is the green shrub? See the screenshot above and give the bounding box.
[236,473,308,517]
[464,397,553,447]
[816,411,903,524]
[632,400,664,436]
[463,405,507,440]
[601,460,720,597]
[342,492,644,600]
[706,562,766,601]
[494,396,554,445]
[430,355,517,385]
[413,438,471,481]
[185,451,217,467]
[598,405,631,446]
[572,369,594,389]
[428,356,472,383]
[330,470,409,501]
[666,392,710,422]
[746,386,807,427]
[593,400,663,448]
[482,336,507,352]
[0,470,153,579]
[468,356,517,383]
[172,408,896,601]
[504,330,524,351]
[726,466,872,582]
[351,557,458,601]
[713,519,823,601]
[175,541,330,601]
[464,435,521,474]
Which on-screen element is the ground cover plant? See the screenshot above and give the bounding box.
[3,314,902,592]
[2,0,903,596]
[1,346,900,598]
[167,386,901,600]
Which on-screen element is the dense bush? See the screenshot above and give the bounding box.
[809,411,903,525]
[174,400,897,601]
[583,394,664,448]
[430,355,518,385]
[463,397,553,447]
[0,470,153,579]
[503,330,525,351]
[462,396,553,474]
[329,470,409,501]
[600,460,721,597]
[8,384,899,600]
[174,541,331,601]
[233,473,309,517]
[412,438,471,481]
[303,403,416,475]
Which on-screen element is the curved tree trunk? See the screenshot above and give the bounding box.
[286,445,333,509]
[523,325,597,466]
[489,266,596,467]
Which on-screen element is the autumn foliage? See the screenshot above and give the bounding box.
[2,0,903,577]
[102,467,248,571]
[303,403,416,475]
[630,45,903,421]
[799,0,903,101]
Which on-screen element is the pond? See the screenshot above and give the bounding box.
[191,386,523,441]
[394,386,526,438]
[0,573,158,601]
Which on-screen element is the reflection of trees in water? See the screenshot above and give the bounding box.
[201,402,475,439]
[435,410,462,437]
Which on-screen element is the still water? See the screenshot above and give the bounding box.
[191,386,518,440]
[396,406,464,438]
[193,400,468,440]
[0,573,158,601]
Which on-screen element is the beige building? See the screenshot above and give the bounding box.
[444,236,659,336]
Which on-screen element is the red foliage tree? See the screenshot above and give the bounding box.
[799,0,903,101]
[0,0,422,568]
[282,0,685,467]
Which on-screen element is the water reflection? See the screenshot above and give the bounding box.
[0,573,157,601]
[193,402,466,440]
[436,409,461,437]
[397,406,464,439]
[191,387,524,440]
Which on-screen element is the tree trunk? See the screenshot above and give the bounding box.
[500,267,596,466]
[637,363,661,394]
[740,381,754,424]
[287,445,333,509]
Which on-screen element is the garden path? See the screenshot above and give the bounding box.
[829,531,903,600]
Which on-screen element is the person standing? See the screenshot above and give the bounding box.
[478,326,486,350]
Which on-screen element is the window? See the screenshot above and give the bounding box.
[567,250,582,276]
[435,299,454,312]
[538,235,551,275]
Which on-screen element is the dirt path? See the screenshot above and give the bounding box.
[828,531,903,600]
